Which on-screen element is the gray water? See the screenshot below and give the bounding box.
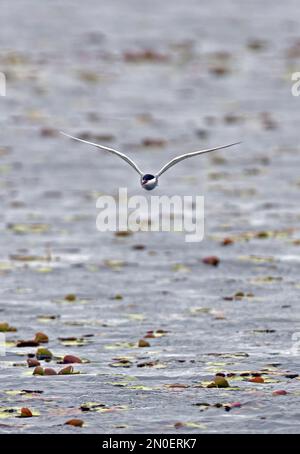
[0,0,299,434]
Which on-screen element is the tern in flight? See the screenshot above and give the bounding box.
[61,132,241,191]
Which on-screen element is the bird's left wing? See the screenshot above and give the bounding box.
[155,142,242,177]
[61,132,144,176]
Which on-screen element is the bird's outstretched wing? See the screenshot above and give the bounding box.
[60,132,144,176]
[155,142,242,177]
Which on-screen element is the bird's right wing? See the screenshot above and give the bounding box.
[155,142,241,177]
[60,132,144,176]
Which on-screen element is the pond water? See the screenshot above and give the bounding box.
[0,0,299,434]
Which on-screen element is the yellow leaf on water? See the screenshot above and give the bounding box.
[7,223,50,235]
[172,263,191,273]
[127,313,145,321]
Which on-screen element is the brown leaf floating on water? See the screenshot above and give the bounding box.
[17,340,39,347]
[202,256,220,266]
[209,65,230,76]
[142,138,166,147]
[114,230,133,237]
[137,360,160,368]
[144,329,168,338]
[249,376,265,383]
[124,50,169,63]
[27,359,40,368]
[221,237,234,246]
[62,355,82,364]
[64,293,77,302]
[132,244,146,250]
[65,419,84,427]
[247,39,267,51]
[44,368,57,376]
[174,422,184,429]
[260,112,277,130]
[166,384,189,389]
[20,407,33,418]
[40,127,58,137]
[138,339,150,348]
[34,332,49,343]
[272,390,288,396]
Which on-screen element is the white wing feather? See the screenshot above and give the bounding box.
[61,132,144,176]
[155,142,242,177]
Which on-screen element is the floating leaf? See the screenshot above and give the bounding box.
[221,237,234,246]
[137,360,165,368]
[249,376,265,383]
[124,50,169,63]
[209,375,230,388]
[109,359,133,368]
[0,406,39,419]
[7,223,50,235]
[27,359,40,368]
[64,294,77,302]
[0,407,18,419]
[190,307,211,315]
[44,368,57,376]
[36,348,52,360]
[132,244,145,250]
[17,340,39,347]
[58,366,74,375]
[272,390,288,396]
[104,259,125,271]
[174,421,206,429]
[127,313,145,321]
[113,293,123,300]
[37,315,59,323]
[5,389,43,397]
[165,384,189,390]
[223,292,254,301]
[62,355,82,364]
[0,322,17,332]
[251,276,282,284]
[80,402,106,412]
[80,402,126,413]
[144,329,168,338]
[138,339,150,348]
[114,231,133,237]
[239,255,274,264]
[202,256,220,266]
[127,385,154,391]
[33,367,44,376]
[224,402,242,411]
[105,342,135,350]
[142,137,166,147]
[58,335,92,347]
[172,263,191,273]
[20,407,33,418]
[253,329,276,334]
[34,332,49,343]
[10,254,46,262]
[65,419,84,427]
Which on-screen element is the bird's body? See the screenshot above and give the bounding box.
[61,132,241,191]
[141,174,158,190]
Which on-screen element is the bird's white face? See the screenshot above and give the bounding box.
[141,174,158,191]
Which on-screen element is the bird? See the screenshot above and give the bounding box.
[61,132,241,191]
